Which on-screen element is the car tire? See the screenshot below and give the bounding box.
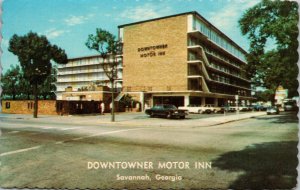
[166,112,172,119]
[180,116,185,119]
[150,112,154,118]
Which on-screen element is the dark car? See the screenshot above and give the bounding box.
[283,102,298,111]
[145,104,188,119]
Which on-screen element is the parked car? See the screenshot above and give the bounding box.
[266,106,279,115]
[283,102,298,111]
[178,104,202,114]
[145,104,188,119]
[178,104,217,114]
[253,105,267,111]
[247,105,255,111]
[233,106,251,112]
[223,106,236,112]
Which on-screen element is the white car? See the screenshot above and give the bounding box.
[178,104,218,114]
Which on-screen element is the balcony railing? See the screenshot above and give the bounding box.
[123,85,187,92]
[188,45,250,82]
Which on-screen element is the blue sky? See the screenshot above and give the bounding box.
[2,0,261,72]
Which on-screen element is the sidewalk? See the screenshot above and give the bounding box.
[0,111,267,127]
[110,111,266,127]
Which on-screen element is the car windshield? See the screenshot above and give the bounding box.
[163,105,177,109]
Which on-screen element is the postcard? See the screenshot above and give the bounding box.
[0,0,298,189]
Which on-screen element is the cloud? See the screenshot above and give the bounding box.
[1,39,9,51]
[64,14,95,26]
[120,3,172,21]
[208,0,260,32]
[1,39,9,47]
[44,28,70,39]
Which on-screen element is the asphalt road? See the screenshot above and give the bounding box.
[0,112,298,189]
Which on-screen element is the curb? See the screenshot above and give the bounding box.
[0,112,267,128]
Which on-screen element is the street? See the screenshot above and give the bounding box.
[0,112,298,189]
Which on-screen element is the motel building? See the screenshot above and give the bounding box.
[119,11,253,109]
[55,55,123,115]
[54,11,253,115]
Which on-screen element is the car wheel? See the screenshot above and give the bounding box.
[207,110,211,114]
[150,112,154,118]
[166,112,172,119]
[180,116,185,119]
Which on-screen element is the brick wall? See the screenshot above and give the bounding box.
[122,15,188,92]
[1,100,57,115]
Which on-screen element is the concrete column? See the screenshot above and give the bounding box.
[214,98,218,107]
[140,92,144,111]
[201,97,206,106]
[247,100,250,106]
[184,95,190,106]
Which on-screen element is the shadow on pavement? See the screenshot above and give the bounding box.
[255,112,298,124]
[213,141,298,189]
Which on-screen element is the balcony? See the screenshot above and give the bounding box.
[188,30,246,63]
[187,45,250,82]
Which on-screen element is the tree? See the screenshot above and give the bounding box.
[1,65,33,100]
[39,66,57,100]
[254,89,274,102]
[85,28,122,122]
[18,73,32,100]
[1,65,22,100]
[239,0,298,101]
[8,32,68,118]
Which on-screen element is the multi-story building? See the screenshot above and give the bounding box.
[119,11,253,109]
[55,55,123,114]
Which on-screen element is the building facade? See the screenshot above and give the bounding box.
[56,55,123,101]
[55,55,123,114]
[119,11,253,109]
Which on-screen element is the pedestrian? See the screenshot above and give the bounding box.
[100,102,105,115]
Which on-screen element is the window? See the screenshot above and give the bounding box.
[28,102,34,109]
[5,102,10,109]
[194,18,246,62]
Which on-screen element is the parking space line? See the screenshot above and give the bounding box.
[0,146,41,157]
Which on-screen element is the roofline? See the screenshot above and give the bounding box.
[118,11,247,55]
[118,11,195,28]
[68,54,102,61]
